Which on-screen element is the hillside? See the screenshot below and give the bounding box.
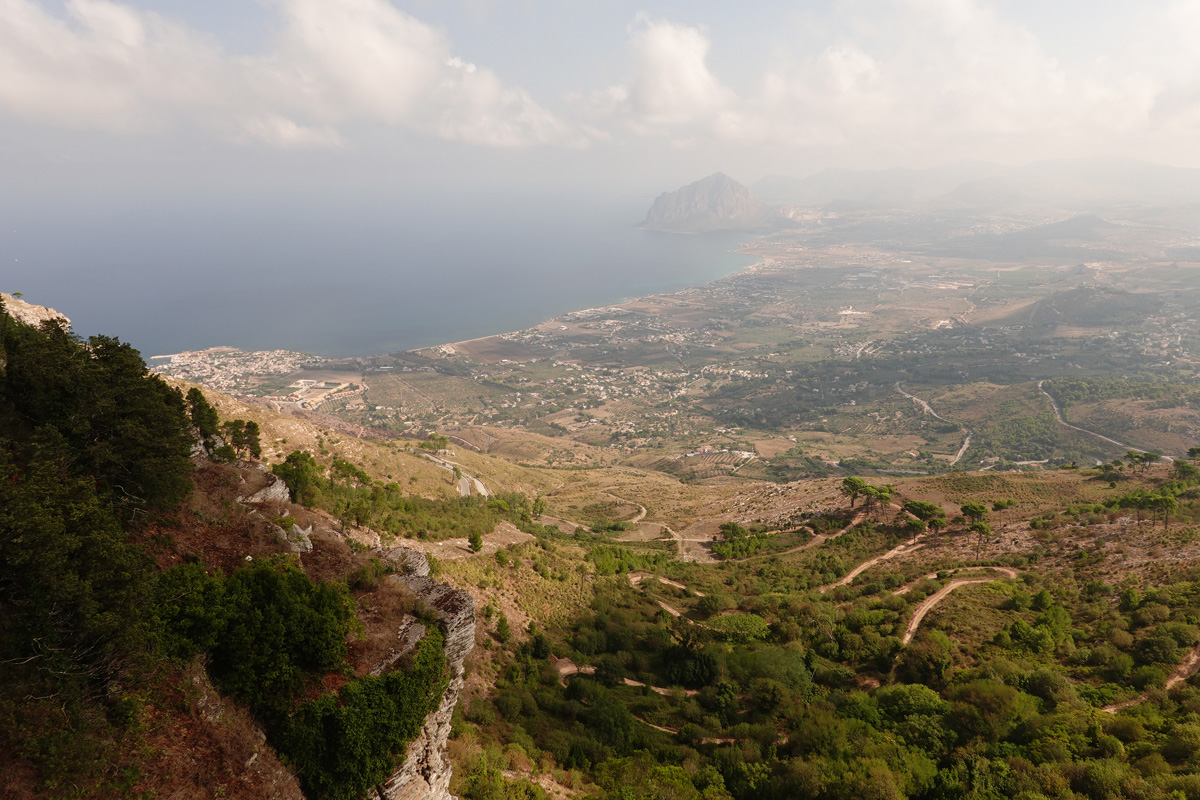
[0,303,474,800]
[753,157,1200,213]
[15,276,1200,800]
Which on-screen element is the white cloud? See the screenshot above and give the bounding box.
[582,15,741,143]
[238,114,344,149]
[588,0,1200,165]
[0,0,573,148]
[8,0,1200,165]
[0,0,230,131]
[623,15,734,127]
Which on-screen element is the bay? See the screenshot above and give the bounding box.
[2,193,757,358]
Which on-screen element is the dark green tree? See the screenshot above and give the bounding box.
[960,502,988,526]
[840,476,868,508]
[186,387,220,441]
[902,500,944,522]
[273,450,323,503]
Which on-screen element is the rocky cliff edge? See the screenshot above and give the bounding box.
[2,292,70,328]
[370,547,476,800]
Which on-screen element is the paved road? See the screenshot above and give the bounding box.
[420,452,492,497]
[1037,380,1173,462]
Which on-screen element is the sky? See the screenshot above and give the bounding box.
[6,0,1200,357]
[4,0,1200,198]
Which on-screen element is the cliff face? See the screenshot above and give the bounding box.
[371,548,476,800]
[639,172,767,233]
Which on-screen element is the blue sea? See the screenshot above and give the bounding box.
[2,193,757,358]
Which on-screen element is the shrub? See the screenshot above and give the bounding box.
[280,631,447,800]
[207,561,354,719]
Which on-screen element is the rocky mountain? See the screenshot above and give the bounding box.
[638,172,767,233]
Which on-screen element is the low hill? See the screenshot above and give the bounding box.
[756,157,1200,213]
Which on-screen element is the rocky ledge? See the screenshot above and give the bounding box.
[1,292,70,328]
[369,547,476,800]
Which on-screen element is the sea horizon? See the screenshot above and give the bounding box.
[4,193,759,360]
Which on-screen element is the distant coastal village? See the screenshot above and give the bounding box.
[150,348,364,411]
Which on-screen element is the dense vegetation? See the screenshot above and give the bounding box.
[451,460,1200,800]
[273,448,541,542]
[0,306,446,799]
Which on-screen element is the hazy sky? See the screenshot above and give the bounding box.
[4,0,1200,197]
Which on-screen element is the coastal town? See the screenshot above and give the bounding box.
[149,214,1200,483]
[150,348,366,411]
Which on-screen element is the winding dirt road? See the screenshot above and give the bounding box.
[1101,644,1200,713]
[554,657,698,696]
[818,536,927,593]
[734,511,868,563]
[896,382,971,465]
[901,567,1018,645]
[628,572,704,596]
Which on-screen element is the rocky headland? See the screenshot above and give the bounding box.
[638,172,768,233]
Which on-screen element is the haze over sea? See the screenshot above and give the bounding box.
[3,193,755,359]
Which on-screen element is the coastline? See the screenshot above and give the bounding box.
[435,241,766,359]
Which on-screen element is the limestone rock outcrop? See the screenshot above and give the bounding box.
[1,292,70,329]
[370,547,476,800]
[239,471,291,506]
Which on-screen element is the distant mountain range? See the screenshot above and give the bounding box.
[640,158,1200,233]
[755,158,1200,211]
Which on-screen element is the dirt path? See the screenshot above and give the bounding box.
[734,511,866,563]
[501,770,579,800]
[538,514,582,534]
[894,567,1017,595]
[603,494,648,525]
[553,657,697,696]
[628,572,704,596]
[669,520,719,564]
[1037,379,1173,462]
[1101,643,1200,713]
[655,600,684,618]
[896,382,971,466]
[628,572,717,624]
[818,537,926,593]
[391,520,534,561]
[630,715,743,745]
[900,568,1017,645]
[629,715,776,746]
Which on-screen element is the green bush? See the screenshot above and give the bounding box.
[205,561,354,719]
[154,563,230,660]
[281,630,447,800]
